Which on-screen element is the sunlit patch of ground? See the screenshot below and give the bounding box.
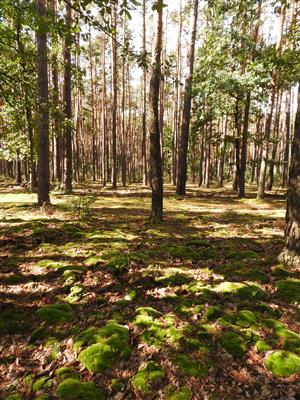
[0,181,299,400]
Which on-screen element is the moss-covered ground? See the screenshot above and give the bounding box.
[0,181,300,399]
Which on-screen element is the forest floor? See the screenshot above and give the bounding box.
[1,179,300,400]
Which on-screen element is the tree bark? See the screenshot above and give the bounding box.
[149,0,163,222]
[111,1,118,189]
[64,0,73,194]
[176,0,199,196]
[36,0,50,205]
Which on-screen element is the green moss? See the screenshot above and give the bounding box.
[110,378,125,392]
[65,285,84,304]
[156,273,192,287]
[35,396,50,400]
[256,340,271,352]
[56,378,106,400]
[235,310,257,327]
[135,306,162,317]
[29,326,48,343]
[226,249,258,260]
[273,266,290,279]
[132,361,165,394]
[203,305,222,322]
[32,377,52,392]
[214,281,264,300]
[55,367,80,383]
[173,354,210,377]
[276,279,300,303]
[4,395,22,400]
[37,259,66,270]
[220,331,247,358]
[63,269,83,286]
[167,386,192,400]
[160,244,200,261]
[77,321,130,372]
[36,304,74,324]
[84,256,104,267]
[264,351,300,377]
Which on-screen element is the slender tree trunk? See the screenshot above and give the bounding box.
[176,0,199,196]
[257,3,285,199]
[64,1,73,194]
[111,1,118,189]
[142,0,148,186]
[36,0,50,205]
[149,0,163,222]
[267,90,282,191]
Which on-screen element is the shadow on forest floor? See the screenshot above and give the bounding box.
[0,183,299,400]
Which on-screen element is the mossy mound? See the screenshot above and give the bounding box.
[203,305,223,322]
[214,281,264,300]
[4,395,22,400]
[155,272,192,287]
[132,361,165,394]
[65,285,84,304]
[37,259,66,270]
[220,331,247,358]
[84,256,104,267]
[273,266,290,279]
[36,304,74,324]
[173,354,210,377]
[32,376,52,392]
[262,319,300,351]
[276,279,300,303]
[167,386,192,400]
[160,244,200,261]
[235,310,257,327]
[77,321,130,372]
[55,367,80,383]
[264,351,300,377]
[256,340,272,352]
[56,378,106,400]
[226,249,258,260]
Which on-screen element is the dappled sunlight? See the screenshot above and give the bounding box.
[1,185,300,399]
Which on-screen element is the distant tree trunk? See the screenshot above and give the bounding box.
[149,0,163,222]
[172,0,182,186]
[176,0,199,196]
[267,90,282,191]
[279,85,300,265]
[142,0,148,186]
[102,38,108,186]
[36,0,50,205]
[111,1,118,189]
[257,3,285,199]
[88,28,96,181]
[64,1,73,194]
[15,152,22,184]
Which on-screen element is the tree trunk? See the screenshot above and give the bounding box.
[36,0,50,205]
[176,0,199,196]
[257,3,285,199]
[279,85,300,265]
[111,1,118,189]
[64,1,73,194]
[149,0,163,222]
[142,0,148,186]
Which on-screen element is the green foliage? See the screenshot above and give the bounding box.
[36,304,74,324]
[132,361,165,394]
[264,351,300,377]
[220,331,248,358]
[56,378,106,400]
[4,395,22,400]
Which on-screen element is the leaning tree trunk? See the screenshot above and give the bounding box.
[279,85,300,265]
[64,0,73,194]
[176,0,199,196]
[149,0,163,222]
[36,0,50,205]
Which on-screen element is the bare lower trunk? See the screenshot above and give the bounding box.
[149,0,163,222]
